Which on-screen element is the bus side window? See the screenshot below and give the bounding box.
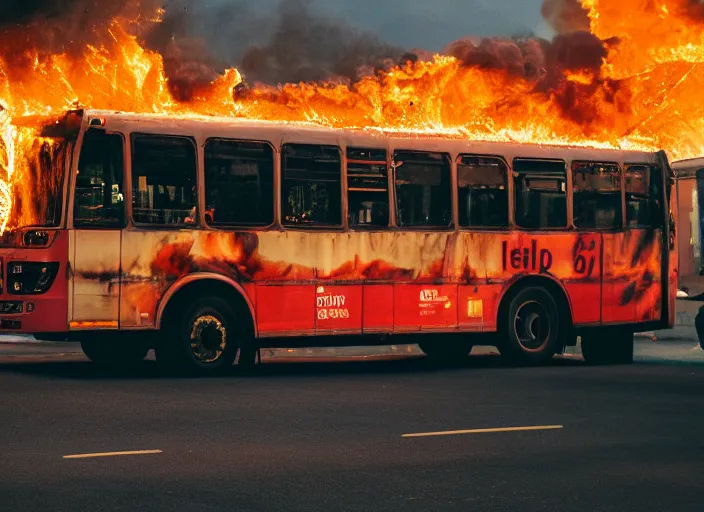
[131,135,197,226]
[457,155,508,228]
[572,161,622,230]
[282,144,342,227]
[347,147,389,228]
[204,139,274,227]
[625,164,662,228]
[513,159,567,229]
[74,130,125,228]
[394,151,452,228]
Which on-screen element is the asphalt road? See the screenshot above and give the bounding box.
[1,341,704,512]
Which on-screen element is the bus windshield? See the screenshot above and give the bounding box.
[9,137,70,230]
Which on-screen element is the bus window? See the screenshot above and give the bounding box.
[74,130,125,228]
[457,155,508,228]
[282,144,342,227]
[394,151,452,228]
[131,135,197,226]
[625,164,663,228]
[513,159,567,229]
[572,161,622,230]
[204,139,274,227]
[347,147,389,228]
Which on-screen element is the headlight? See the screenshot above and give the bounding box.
[7,262,60,295]
[23,230,53,247]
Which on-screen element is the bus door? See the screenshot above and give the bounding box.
[570,162,621,325]
[68,129,126,329]
[391,150,457,332]
[602,163,666,324]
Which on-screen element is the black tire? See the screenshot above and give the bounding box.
[581,329,634,365]
[155,296,243,375]
[418,340,473,363]
[81,338,149,367]
[497,286,563,365]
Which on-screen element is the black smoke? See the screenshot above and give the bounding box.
[0,0,405,98]
[541,0,591,34]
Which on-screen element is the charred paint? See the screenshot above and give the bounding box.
[75,228,665,334]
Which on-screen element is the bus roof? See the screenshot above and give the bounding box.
[80,109,664,165]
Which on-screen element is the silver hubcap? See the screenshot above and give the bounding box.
[189,315,227,364]
[513,300,550,352]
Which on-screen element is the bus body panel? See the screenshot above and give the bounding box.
[70,229,121,327]
[362,284,394,332]
[2,231,669,337]
[62,227,668,338]
[394,283,458,332]
[0,230,69,333]
[315,284,362,334]
[257,284,315,335]
[601,230,663,325]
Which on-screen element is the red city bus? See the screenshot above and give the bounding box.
[0,110,678,373]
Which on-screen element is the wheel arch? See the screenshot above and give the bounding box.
[155,273,257,337]
[496,274,574,334]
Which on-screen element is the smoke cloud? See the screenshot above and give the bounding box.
[685,0,704,20]
[236,0,403,85]
[0,0,632,127]
[0,0,405,96]
[442,25,622,126]
[540,0,591,34]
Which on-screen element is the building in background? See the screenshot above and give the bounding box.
[673,157,704,298]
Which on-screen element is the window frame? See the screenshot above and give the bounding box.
[346,146,392,231]
[129,132,199,229]
[456,153,510,231]
[280,142,344,230]
[623,162,665,230]
[72,129,127,230]
[570,160,624,232]
[512,157,569,231]
[203,137,276,230]
[392,149,454,231]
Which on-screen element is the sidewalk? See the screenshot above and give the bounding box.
[635,299,700,341]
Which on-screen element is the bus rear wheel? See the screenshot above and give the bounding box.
[80,338,149,367]
[581,329,634,365]
[156,296,242,375]
[498,286,562,365]
[418,340,473,363]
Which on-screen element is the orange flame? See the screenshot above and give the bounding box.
[0,0,703,232]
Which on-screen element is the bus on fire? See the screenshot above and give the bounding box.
[0,109,677,374]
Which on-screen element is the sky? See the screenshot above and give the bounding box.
[315,0,550,49]
[197,0,550,52]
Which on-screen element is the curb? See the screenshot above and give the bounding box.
[0,336,41,344]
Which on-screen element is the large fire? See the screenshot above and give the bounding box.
[0,0,703,232]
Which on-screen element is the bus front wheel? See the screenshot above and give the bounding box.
[498,286,563,365]
[581,329,634,365]
[156,296,242,375]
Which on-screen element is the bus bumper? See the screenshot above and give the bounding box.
[0,296,68,333]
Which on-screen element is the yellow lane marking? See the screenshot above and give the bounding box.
[402,425,564,438]
[63,449,163,459]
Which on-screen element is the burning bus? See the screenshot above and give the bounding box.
[0,108,677,373]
